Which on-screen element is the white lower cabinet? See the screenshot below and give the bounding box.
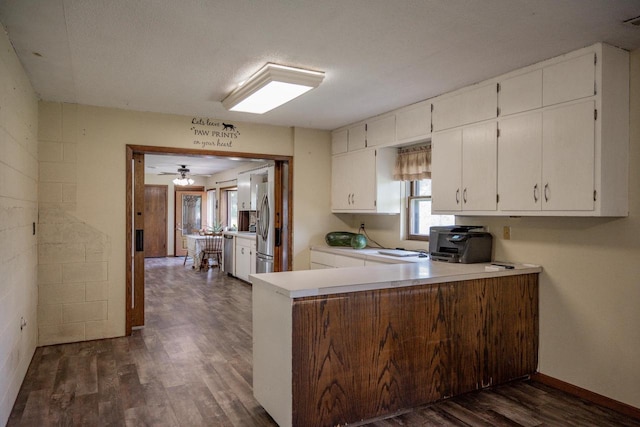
[432,121,497,213]
[235,237,252,281]
[309,250,396,269]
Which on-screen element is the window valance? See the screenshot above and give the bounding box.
[393,144,431,181]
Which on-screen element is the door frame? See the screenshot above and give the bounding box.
[125,144,294,335]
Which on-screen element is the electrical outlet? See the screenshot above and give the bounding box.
[503,226,511,240]
[360,223,365,229]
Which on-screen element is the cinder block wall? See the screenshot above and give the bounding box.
[0,25,39,425]
[37,103,111,345]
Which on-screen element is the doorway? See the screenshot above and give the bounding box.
[125,145,293,335]
[174,188,206,257]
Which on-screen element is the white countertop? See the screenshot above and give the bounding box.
[223,231,256,240]
[311,245,429,264]
[250,260,542,299]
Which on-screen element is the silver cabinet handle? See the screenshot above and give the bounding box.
[533,184,538,203]
[352,194,355,204]
[544,183,549,202]
[456,188,460,204]
[463,188,467,204]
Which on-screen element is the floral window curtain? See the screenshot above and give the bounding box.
[393,144,431,181]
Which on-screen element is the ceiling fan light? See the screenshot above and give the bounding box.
[222,63,324,114]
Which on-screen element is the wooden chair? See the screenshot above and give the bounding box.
[200,234,223,270]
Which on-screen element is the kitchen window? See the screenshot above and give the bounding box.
[407,179,454,241]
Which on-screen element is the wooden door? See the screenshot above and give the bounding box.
[175,190,206,257]
[144,185,167,257]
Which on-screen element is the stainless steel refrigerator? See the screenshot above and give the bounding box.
[255,166,275,273]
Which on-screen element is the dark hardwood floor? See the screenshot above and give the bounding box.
[7,257,640,426]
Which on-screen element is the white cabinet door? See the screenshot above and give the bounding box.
[237,172,251,210]
[331,153,351,210]
[332,149,377,211]
[542,101,595,211]
[348,124,367,151]
[543,53,595,106]
[498,113,543,211]
[462,122,497,211]
[331,129,348,154]
[432,129,462,212]
[396,102,431,143]
[499,70,542,116]
[350,149,377,210]
[367,115,396,147]
[235,239,251,281]
[432,83,497,131]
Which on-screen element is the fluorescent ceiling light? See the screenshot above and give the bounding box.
[222,63,325,114]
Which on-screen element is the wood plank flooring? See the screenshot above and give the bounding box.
[7,257,640,426]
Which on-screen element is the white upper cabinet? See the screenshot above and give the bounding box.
[432,121,497,213]
[499,70,542,116]
[432,82,497,132]
[395,102,431,143]
[331,129,348,154]
[543,52,595,106]
[498,112,543,211]
[461,122,498,211]
[367,115,396,147]
[331,42,628,218]
[432,129,462,212]
[541,101,595,211]
[348,123,367,151]
[331,148,400,214]
[237,171,251,210]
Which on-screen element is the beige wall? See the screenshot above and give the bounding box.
[36,102,335,346]
[292,128,350,270]
[0,26,39,425]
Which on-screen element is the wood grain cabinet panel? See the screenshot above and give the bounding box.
[291,274,538,427]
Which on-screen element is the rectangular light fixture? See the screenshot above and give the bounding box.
[222,63,325,114]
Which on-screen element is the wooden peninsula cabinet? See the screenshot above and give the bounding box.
[251,262,540,427]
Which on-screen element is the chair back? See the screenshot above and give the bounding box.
[203,235,222,252]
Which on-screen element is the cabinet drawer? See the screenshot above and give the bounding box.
[310,250,335,267]
[334,255,365,268]
[543,53,595,106]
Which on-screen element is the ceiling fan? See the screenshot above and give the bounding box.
[158,165,209,185]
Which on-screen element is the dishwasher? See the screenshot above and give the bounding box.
[223,234,235,274]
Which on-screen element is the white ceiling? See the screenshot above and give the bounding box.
[144,154,261,176]
[1,1,640,131]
